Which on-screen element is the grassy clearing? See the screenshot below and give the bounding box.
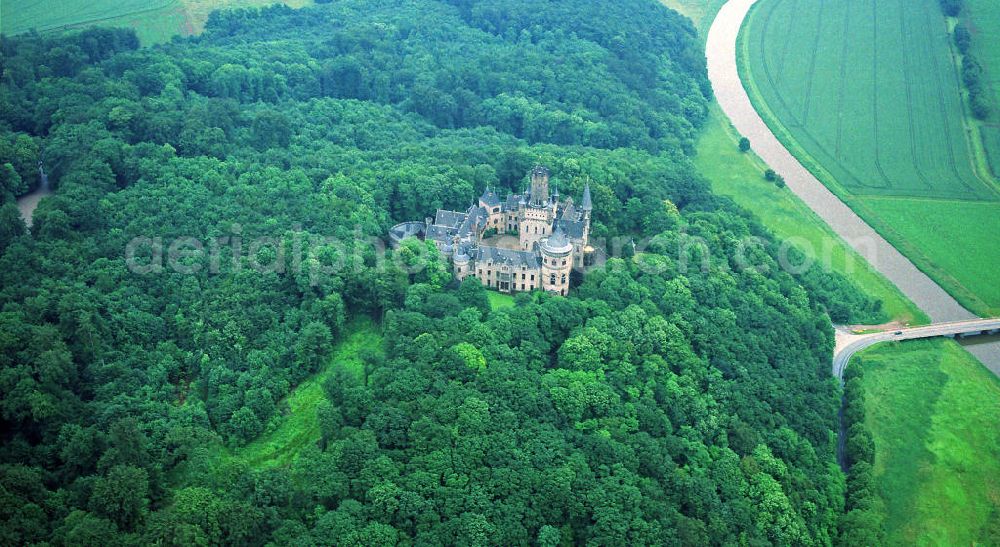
[855,339,1000,545]
[174,319,380,483]
[0,0,313,45]
[487,291,515,310]
[235,318,378,469]
[743,0,994,200]
[695,104,926,324]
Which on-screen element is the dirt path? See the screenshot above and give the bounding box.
[705,0,1000,375]
[16,164,51,228]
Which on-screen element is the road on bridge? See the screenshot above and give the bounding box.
[833,319,1000,380]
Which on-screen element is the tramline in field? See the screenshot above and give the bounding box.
[744,0,997,200]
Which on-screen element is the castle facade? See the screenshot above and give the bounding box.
[390,166,593,296]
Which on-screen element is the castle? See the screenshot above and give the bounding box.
[390,166,593,296]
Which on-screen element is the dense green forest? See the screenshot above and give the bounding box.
[1,0,882,544]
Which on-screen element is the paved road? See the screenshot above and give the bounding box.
[705,0,1000,376]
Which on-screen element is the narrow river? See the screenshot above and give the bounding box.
[16,163,51,228]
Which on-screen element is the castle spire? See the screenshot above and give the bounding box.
[581,182,593,211]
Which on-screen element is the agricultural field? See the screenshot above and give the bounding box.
[743,0,993,200]
[742,0,1000,316]
[854,338,1000,545]
[0,0,312,45]
[864,197,1000,315]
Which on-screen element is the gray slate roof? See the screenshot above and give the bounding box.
[479,188,502,208]
[555,218,586,240]
[426,224,456,243]
[474,246,541,268]
[435,209,466,228]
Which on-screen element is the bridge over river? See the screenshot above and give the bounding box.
[833,319,1000,380]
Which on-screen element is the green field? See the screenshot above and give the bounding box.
[854,339,1000,545]
[984,126,1000,177]
[744,0,995,200]
[864,197,1000,315]
[742,0,1000,316]
[1,0,190,44]
[0,0,313,45]
[1,0,176,34]
[694,105,926,324]
[660,0,925,325]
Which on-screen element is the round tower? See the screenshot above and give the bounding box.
[540,224,573,296]
[453,245,471,281]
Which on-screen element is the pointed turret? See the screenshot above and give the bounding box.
[581,182,593,211]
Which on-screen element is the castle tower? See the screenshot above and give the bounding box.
[540,224,573,296]
[530,165,549,206]
[519,165,557,250]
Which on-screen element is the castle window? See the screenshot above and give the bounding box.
[534,226,538,234]
[521,283,525,290]
[531,274,535,281]
[562,259,566,266]
[550,274,556,284]
[521,273,526,280]
[561,274,566,283]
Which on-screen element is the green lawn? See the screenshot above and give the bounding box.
[695,104,927,324]
[854,339,1000,545]
[487,291,515,310]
